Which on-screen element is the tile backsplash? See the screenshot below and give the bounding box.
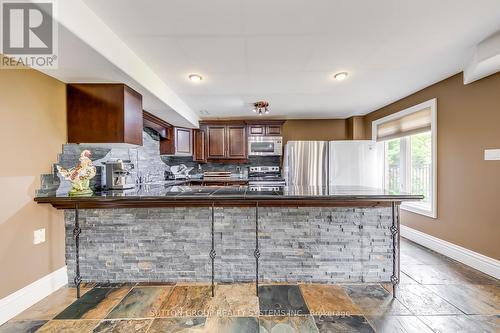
[38,130,281,194]
[162,155,281,174]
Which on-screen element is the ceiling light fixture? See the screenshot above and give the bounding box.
[253,101,270,116]
[334,72,348,81]
[188,74,203,83]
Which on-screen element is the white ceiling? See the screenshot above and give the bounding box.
[37,0,199,128]
[81,0,500,119]
[40,25,193,126]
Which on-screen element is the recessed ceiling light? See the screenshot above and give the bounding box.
[188,74,203,83]
[334,72,348,81]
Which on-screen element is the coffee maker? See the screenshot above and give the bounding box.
[104,159,135,190]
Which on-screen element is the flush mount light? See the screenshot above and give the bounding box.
[334,72,348,81]
[252,101,270,116]
[188,74,203,83]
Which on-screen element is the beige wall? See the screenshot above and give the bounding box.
[346,116,365,140]
[282,119,347,143]
[363,72,500,260]
[0,64,67,298]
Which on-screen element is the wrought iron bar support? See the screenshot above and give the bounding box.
[73,203,82,298]
[390,202,400,298]
[209,202,216,297]
[254,202,261,296]
[397,203,401,294]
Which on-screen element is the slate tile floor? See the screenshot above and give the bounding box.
[1,238,499,332]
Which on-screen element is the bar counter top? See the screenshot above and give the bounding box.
[35,184,423,209]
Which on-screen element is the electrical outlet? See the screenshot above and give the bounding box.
[34,228,46,245]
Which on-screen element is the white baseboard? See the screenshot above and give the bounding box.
[0,266,68,326]
[401,225,500,279]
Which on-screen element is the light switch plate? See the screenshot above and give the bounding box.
[484,149,500,161]
[34,228,46,245]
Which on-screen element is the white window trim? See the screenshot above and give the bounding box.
[372,98,437,219]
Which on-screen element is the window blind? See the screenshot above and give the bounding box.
[375,107,432,141]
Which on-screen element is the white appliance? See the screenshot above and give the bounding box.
[284,140,383,188]
[248,136,282,156]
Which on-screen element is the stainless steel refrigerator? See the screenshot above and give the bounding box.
[283,140,383,188]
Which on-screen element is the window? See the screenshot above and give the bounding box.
[372,99,437,218]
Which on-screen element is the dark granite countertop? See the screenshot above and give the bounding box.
[35,184,423,209]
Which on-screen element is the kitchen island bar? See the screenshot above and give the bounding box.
[35,185,421,300]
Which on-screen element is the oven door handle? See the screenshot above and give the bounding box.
[248,182,286,186]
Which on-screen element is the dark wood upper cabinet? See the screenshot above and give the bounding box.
[161,127,192,156]
[198,120,283,161]
[201,121,248,160]
[193,129,206,163]
[247,120,284,137]
[175,128,192,155]
[266,125,282,136]
[226,125,246,158]
[248,125,265,136]
[159,128,174,155]
[207,125,226,159]
[67,84,143,145]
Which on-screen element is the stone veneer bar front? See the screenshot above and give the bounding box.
[64,206,394,284]
[35,183,422,299]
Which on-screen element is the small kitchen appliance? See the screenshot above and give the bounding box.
[104,159,135,190]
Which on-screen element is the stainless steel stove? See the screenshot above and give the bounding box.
[248,166,285,191]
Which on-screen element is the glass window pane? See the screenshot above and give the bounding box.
[385,138,401,193]
[410,132,432,206]
[377,99,436,218]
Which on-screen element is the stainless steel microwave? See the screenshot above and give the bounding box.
[248,136,282,156]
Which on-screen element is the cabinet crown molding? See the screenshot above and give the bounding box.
[199,119,285,125]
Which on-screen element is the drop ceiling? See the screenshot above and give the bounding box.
[80,0,500,120]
